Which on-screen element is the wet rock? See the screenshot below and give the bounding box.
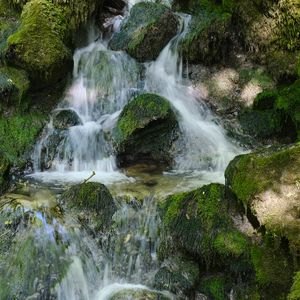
[113,93,179,167]
[0,66,29,107]
[62,182,117,228]
[180,14,234,66]
[109,288,170,300]
[225,143,300,250]
[109,2,179,61]
[52,109,82,130]
[5,0,73,89]
[159,183,251,268]
[154,256,199,297]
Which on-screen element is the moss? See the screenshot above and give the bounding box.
[62,182,117,228]
[225,144,300,207]
[109,2,179,61]
[199,275,226,300]
[252,90,278,110]
[288,272,300,300]
[275,80,300,140]
[0,153,10,193]
[180,12,232,65]
[0,66,29,107]
[160,183,250,268]
[0,112,46,166]
[5,0,72,88]
[250,239,294,298]
[114,93,178,166]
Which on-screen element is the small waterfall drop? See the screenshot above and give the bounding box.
[144,15,239,175]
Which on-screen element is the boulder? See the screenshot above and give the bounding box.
[5,0,73,88]
[159,183,250,268]
[225,144,300,250]
[62,182,117,228]
[154,256,200,297]
[113,93,179,167]
[0,66,29,107]
[109,2,179,61]
[180,14,233,65]
[52,109,82,130]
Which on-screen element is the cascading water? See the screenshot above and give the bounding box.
[1,1,244,299]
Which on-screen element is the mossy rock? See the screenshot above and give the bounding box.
[62,182,117,228]
[0,153,10,194]
[0,66,29,108]
[0,112,46,167]
[0,0,19,62]
[159,183,250,268]
[225,144,300,250]
[52,108,82,130]
[199,274,227,300]
[154,256,200,297]
[275,80,300,140]
[238,109,286,139]
[288,272,300,300]
[250,239,294,299]
[109,2,179,61]
[5,0,73,88]
[180,13,233,65]
[235,0,300,82]
[113,93,179,167]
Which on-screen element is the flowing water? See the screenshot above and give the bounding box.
[0,1,242,299]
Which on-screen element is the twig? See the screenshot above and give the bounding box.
[82,171,96,184]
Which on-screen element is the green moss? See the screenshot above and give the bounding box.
[6,0,72,87]
[0,153,10,193]
[253,90,278,110]
[62,182,117,228]
[199,275,226,300]
[160,184,250,267]
[251,239,294,298]
[114,93,175,145]
[288,272,300,300]
[0,112,46,166]
[225,144,300,207]
[0,66,29,107]
[276,80,300,140]
[109,2,178,61]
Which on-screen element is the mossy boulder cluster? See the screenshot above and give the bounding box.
[158,165,299,299]
[109,2,179,61]
[113,93,179,167]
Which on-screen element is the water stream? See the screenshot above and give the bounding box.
[0,1,242,299]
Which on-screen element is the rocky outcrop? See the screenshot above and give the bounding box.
[113,93,179,167]
[225,144,300,251]
[109,2,179,61]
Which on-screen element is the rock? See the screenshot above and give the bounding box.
[5,0,73,88]
[159,183,250,268]
[180,14,233,65]
[113,93,179,167]
[154,256,199,297]
[235,0,300,82]
[109,2,179,61]
[0,66,29,107]
[198,274,226,300]
[225,143,300,250]
[62,182,117,228]
[52,109,82,130]
[109,288,170,300]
